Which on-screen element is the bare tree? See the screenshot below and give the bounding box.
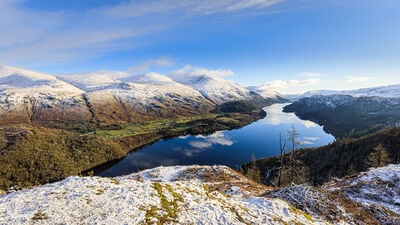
[246,153,261,183]
[277,132,287,187]
[287,125,301,183]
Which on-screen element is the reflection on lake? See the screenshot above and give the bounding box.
[98,104,335,177]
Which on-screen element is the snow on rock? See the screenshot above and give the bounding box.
[326,164,400,215]
[0,165,327,225]
[270,164,400,225]
[301,84,400,99]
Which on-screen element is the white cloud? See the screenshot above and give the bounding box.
[345,76,374,83]
[0,0,283,65]
[301,140,314,145]
[191,131,234,149]
[299,72,323,77]
[303,136,319,141]
[189,141,213,149]
[259,78,320,92]
[103,0,283,18]
[128,57,174,73]
[170,64,234,78]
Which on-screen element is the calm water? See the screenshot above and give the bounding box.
[98,104,335,177]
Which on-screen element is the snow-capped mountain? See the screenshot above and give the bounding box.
[59,71,128,91]
[83,73,214,125]
[0,65,91,126]
[0,65,84,99]
[301,84,400,98]
[0,65,283,127]
[169,73,253,104]
[248,84,288,101]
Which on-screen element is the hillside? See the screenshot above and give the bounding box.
[0,65,284,130]
[301,84,400,99]
[241,127,400,187]
[284,95,400,138]
[0,65,91,129]
[1,164,399,224]
[269,164,400,225]
[0,65,280,191]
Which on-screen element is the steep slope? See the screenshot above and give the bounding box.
[241,127,400,187]
[248,84,288,102]
[270,164,400,225]
[284,95,400,138]
[59,71,128,91]
[65,72,216,127]
[0,65,91,128]
[301,84,400,98]
[0,165,330,224]
[169,73,253,104]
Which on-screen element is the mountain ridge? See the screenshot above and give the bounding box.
[0,65,286,129]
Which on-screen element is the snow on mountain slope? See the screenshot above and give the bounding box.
[169,73,252,104]
[59,71,128,91]
[248,84,287,100]
[0,65,91,126]
[0,65,84,98]
[0,165,329,225]
[301,84,400,98]
[123,72,176,85]
[84,73,215,125]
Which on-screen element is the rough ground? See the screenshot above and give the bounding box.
[0,165,325,225]
[2,164,399,224]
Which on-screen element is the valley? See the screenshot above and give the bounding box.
[0,65,399,224]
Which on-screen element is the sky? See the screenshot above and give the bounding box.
[1,0,399,94]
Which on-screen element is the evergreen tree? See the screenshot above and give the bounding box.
[365,144,390,168]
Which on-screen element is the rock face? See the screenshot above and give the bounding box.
[0,165,328,225]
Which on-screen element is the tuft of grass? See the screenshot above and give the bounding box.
[203,184,209,194]
[95,188,105,195]
[144,205,159,224]
[165,184,184,203]
[108,177,120,185]
[31,211,48,221]
[288,204,315,222]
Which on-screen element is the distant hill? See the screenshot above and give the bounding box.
[0,65,285,130]
[301,84,400,98]
[284,95,400,138]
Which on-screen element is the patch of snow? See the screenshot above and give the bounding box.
[301,84,400,99]
[169,73,252,104]
[0,165,329,224]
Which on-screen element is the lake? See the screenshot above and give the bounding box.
[98,104,335,177]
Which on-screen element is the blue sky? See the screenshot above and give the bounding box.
[1,0,399,94]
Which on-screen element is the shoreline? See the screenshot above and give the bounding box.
[85,109,267,176]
